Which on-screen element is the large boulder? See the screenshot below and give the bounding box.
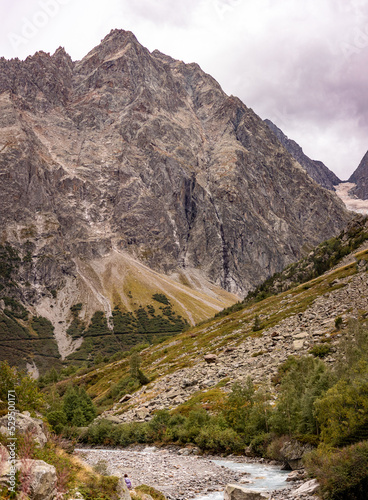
[0,459,57,500]
[224,484,269,500]
[0,412,47,447]
[27,460,57,500]
[204,354,218,364]
[280,440,314,470]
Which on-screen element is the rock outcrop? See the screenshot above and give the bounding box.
[0,459,57,500]
[280,440,313,470]
[265,119,341,190]
[0,412,47,447]
[225,485,269,499]
[116,475,131,500]
[349,150,368,199]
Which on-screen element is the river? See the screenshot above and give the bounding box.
[75,447,290,499]
[193,460,289,499]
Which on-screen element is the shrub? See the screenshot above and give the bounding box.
[305,442,368,500]
[86,420,114,446]
[195,425,243,453]
[252,315,262,331]
[78,474,120,500]
[335,316,343,330]
[0,361,45,414]
[152,293,170,305]
[248,433,272,457]
[135,484,166,500]
[47,410,67,434]
[309,344,331,358]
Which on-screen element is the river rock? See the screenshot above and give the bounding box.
[293,478,319,495]
[28,460,57,500]
[286,469,305,482]
[224,484,269,500]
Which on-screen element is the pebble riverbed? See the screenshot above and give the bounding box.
[74,446,317,500]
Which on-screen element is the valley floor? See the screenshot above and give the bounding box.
[74,446,317,500]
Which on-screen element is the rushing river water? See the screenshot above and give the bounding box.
[193,460,289,500]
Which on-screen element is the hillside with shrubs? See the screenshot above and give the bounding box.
[2,217,368,499]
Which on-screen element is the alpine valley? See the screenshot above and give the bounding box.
[2,29,368,500]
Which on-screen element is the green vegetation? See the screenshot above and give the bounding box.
[45,385,96,434]
[3,297,28,320]
[252,314,262,331]
[335,316,343,330]
[152,293,170,305]
[309,343,332,358]
[135,484,167,500]
[0,361,45,415]
[305,442,368,500]
[0,241,63,373]
[0,311,61,374]
[66,295,189,365]
[98,352,149,408]
[72,319,368,499]
[0,387,121,500]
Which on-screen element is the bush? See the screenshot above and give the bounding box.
[78,475,120,500]
[47,410,67,434]
[86,420,115,445]
[135,484,166,500]
[309,344,331,358]
[335,316,343,330]
[146,410,171,441]
[252,315,262,331]
[248,433,273,457]
[195,425,243,453]
[305,442,368,500]
[0,361,45,414]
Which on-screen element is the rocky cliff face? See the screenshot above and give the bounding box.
[0,30,350,341]
[264,119,341,190]
[349,150,368,199]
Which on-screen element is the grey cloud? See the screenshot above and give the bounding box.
[122,0,203,27]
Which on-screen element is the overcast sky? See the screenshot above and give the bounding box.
[1,0,367,180]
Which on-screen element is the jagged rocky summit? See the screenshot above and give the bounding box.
[264,119,341,190]
[349,150,368,199]
[0,29,350,313]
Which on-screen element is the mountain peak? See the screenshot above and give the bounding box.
[101,28,139,46]
[348,150,368,199]
[264,119,341,190]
